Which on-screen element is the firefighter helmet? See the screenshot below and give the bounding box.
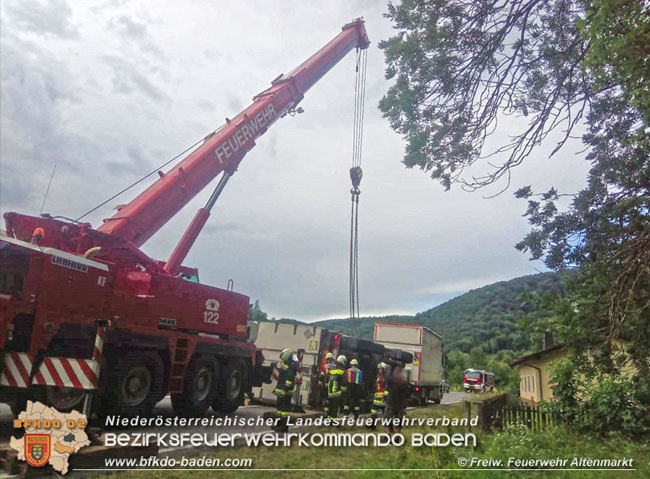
[325,352,334,360]
[280,348,293,361]
[378,362,388,370]
[350,359,359,366]
[337,355,347,365]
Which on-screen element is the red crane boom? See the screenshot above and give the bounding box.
[97,19,369,263]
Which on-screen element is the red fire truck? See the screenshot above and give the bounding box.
[0,19,370,418]
[463,368,495,393]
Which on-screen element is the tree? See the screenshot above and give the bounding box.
[380,0,649,436]
[248,299,269,322]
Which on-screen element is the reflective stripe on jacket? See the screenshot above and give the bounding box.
[346,366,363,385]
[327,366,347,398]
[373,373,386,404]
[273,360,297,396]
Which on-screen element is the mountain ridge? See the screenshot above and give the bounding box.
[310,271,563,354]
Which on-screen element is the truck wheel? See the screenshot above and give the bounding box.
[104,350,162,417]
[171,355,218,417]
[214,360,246,415]
[46,386,85,412]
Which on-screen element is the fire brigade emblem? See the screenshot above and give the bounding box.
[11,401,91,474]
[205,299,219,311]
[204,299,220,324]
[25,434,51,467]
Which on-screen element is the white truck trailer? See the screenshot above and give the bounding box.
[374,322,444,405]
[249,321,322,408]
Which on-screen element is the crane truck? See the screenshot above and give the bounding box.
[0,19,370,418]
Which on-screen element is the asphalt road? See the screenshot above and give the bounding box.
[440,391,467,405]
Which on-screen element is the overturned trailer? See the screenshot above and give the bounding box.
[249,321,411,411]
[248,321,323,408]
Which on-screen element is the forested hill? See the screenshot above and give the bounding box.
[313,272,564,354]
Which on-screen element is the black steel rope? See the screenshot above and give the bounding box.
[349,48,367,321]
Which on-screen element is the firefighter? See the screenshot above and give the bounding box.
[369,362,388,429]
[319,352,336,413]
[384,366,411,434]
[326,354,348,421]
[344,358,364,418]
[272,348,298,432]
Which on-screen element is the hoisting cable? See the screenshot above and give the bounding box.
[75,124,226,222]
[349,47,367,321]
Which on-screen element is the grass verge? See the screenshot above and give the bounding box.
[111,403,649,479]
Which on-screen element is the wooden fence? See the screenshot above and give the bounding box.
[501,404,560,431]
[473,394,561,432]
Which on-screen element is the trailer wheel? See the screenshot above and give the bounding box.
[103,350,162,416]
[214,360,246,414]
[171,355,218,417]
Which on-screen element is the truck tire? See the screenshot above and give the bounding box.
[214,360,246,415]
[43,343,87,412]
[171,355,218,417]
[103,350,163,417]
[46,386,85,412]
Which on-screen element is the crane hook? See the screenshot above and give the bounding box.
[350,166,363,189]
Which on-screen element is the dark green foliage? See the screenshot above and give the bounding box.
[248,299,268,323]
[379,0,649,437]
[549,357,650,439]
[415,272,563,354]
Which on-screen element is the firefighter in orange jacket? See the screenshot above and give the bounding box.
[369,362,388,428]
[326,355,348,420]
[272,348,298,431]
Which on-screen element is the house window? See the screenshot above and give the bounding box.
[532,376,535,392]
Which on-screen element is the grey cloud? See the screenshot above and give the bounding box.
[111,15,148,39]
[2,0,79,38]
[103,54,169,102]
[0,29,85,205]
[106,13,164,59]
[227,95,245,113]
[105,144,149,175]
[196,100,216,112]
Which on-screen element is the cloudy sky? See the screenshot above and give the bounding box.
[0,0,590,321]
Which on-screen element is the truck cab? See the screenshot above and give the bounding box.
[463,368,495,393]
